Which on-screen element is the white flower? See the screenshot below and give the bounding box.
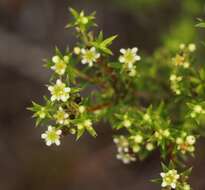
[155,129,170,140]
[79,106,86,113]
[176,134,196,154]
[123,119,132,128]
[51,55,68,75]
[170,74,182,82]
[179,43,185,50]
[54,107,69,125]
[116,151,136,164]
[128,66,137,77]
[119,47,141,68]
[186,135,196,145]
[133,134,143,143]
[114,136,129,152]
[48,79,71,102]
[191,105,205,118]
[81,47,100,67]
[73,47,81,55]
[41,126,62,146]
[146,143,154,151]
[188,43,196,52]
[160,169,180,189]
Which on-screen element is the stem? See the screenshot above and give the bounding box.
[87,102,112,112]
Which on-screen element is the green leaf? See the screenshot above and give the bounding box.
[195,22,205,28]
[86,126,97,137]
[69,8,79,19]
[76,126,85,140]
[101,35,118,46]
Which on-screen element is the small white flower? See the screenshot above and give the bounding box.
[51,56,68,75]
[170,74,182,82]
[79,106,86,113]
[119,48,141,67]
[179,43,185,50]
[186,135,196,145]
[160,169,180,189]
[133,134,143,143]
[114,136,129,152]
[41,126,62,146]
[132,145,141,153]
[155,129,170,140]
[54,107,69,125]
[48,79,71,102]
[73,47,81,55]
[81,47,100,67]
[128,66,137,77]
[146,143,154,151]
[116,151,136,164]
[194,105,203,113]
[123,119,132,128]
[188,43,196,52]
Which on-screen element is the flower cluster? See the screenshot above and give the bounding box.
[189,104,205,119]
[159,164,192,190]
[170,74,183,95]
[113,136,136,164]
[169,43,196,95]
[29,8,203,190]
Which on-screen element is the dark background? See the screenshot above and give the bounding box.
[1,0,205,190]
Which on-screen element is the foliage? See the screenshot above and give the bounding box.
[29,8,205,190]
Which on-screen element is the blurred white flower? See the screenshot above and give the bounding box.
[41,126,62,146]
[48,79,71,102]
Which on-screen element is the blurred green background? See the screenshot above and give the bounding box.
[0,0,205,190]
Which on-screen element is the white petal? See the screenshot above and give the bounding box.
[160,172,165,177]
[119,56,125,63]
[57,130,62,135]
[55,140,61,146]
[96,53,100,59]
[51,96,56,102]
[89,62,93,67]
[61,95,68,102]
[51,66,55,70]
[64,87,71,92]
[48,126,53,131]
[81,49,86,54]
[120,48,126,54]
[135,55,141,61]
[132,47,138,53]
[91,47,96,52]
[56,79,62,85]
[81,59,87,64]
[48,86,53,91]
[171,183,176,189]
[41,134,47,139]
[52,56,60,63]
[46,141,52,146]
[161,182,167,187]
